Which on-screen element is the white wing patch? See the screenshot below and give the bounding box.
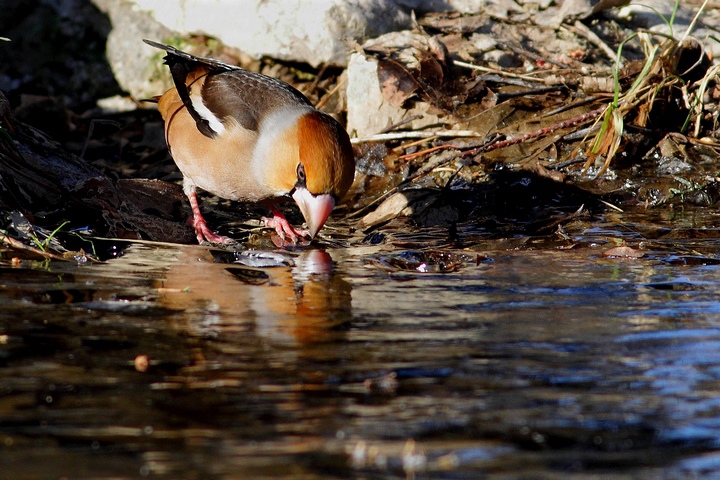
[190,95,226,134]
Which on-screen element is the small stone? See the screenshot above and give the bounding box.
[134,355,150,372]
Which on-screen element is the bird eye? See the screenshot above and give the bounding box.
[296,163,307,186]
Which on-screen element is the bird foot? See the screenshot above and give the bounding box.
[189,215,233,244]
[262,207,309,245]
[185,189,233,244]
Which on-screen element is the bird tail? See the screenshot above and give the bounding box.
[140,95,161,104]
[142,39,235,72]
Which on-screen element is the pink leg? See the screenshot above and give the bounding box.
[186,190,233,244]
[262,205,309,244]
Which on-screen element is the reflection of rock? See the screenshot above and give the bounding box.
[158,246,352,345]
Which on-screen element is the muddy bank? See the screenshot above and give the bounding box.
[0,1,719,255]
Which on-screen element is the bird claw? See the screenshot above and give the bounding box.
[189,215,233,245]
[262,214,309,245]
[186,188,233,245]
[269,234,311,249]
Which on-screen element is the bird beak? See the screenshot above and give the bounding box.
[292,188,335,238]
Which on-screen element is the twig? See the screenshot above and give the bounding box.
[562,125,600,142]
[397,144,460,161]
[380,114,423,134]
[545,155,587,170]
[346,188,398,219]
[496,85,566,101]
[390,136,439,153]
[543,95,607,117]
[679,0,708,45]
[600,199,624,212]
[453,59,546,82]
[475,73,555,89]
[502,40,568,69]
[315,76,346,110]
[80,119,121,160]
[463,106,605,157]
[351,130,482,144]
[307,63,328,98]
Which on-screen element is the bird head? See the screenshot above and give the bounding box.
[291,111,355,237]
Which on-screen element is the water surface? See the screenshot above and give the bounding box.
[2,208,720,479]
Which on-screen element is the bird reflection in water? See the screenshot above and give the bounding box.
[158,246,352,345]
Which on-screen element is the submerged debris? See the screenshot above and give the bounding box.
[225,266,270,285]
[365,250,477,273]
[602,244,645,258]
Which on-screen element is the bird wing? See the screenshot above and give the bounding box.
[144,39,312,137]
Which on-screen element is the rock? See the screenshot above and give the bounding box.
[88,0,413,98]
[347,53,406,138]
[346,31,448,138]
[359,190,433,228]
[616,1,720,59]
[91,0,175,102]
[399,0,525,17]
[113,0,546,101]
[127,0,411,67]
[346,54,446,138]
[96,94,140,113]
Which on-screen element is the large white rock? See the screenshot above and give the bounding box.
[91,0,517,104]
[130,0,411,67]
[398,0,525,17]
[92,0,175,101]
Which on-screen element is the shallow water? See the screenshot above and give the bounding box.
[2,208,720,479]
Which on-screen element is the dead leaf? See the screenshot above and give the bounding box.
[359,190,435,229]
[377,58,420,107]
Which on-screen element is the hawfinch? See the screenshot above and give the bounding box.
[144,40,355,245]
